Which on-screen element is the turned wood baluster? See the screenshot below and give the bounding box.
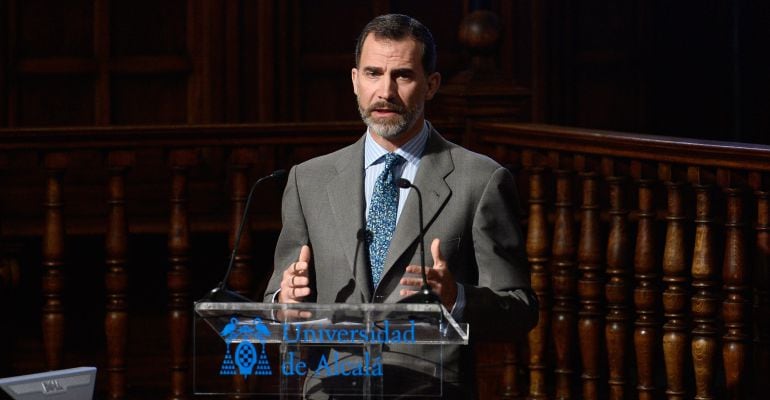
[227,149,256,297]
[500,158,524,400]
[168,150,198,400]
[550,153,577,400]
[603,160,631,400]
[575,156,603,400]
[688,167,718,400]
[750,172,770,398]
[718,170,748,400]
[42,153,67,370]
[660,164,688,400]
[523,150,550,400]
[631,161,660,400]
[105,151,133,400]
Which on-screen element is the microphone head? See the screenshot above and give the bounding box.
[272,169,288,179]
[395,178,412,188]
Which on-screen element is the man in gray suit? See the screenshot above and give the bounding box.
[264,14,537,398]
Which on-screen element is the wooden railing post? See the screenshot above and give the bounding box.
[167,149,198,400]
[575,155,604,400]
[718,169,749,400]
[603,158,631,400]
[688,166,718,400]
[660,163,688,400]
[523,150,550,400]
[227,149,257,297]
[549,152,577,399]
[105,151,134,400]
[42,152,68,370]
[751,172,770,397]
[631,161,661,400]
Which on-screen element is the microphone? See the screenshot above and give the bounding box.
[199,169,287,302]
[394,178,441,304]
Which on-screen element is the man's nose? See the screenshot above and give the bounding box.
[376,76,397,101]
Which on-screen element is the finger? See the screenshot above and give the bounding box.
[399,277,424,287]
[298,245,312,263]
[290,287,311,298]
[431,238,445,268]
[400,289,418,297]
[405,265,423,274]
[291,276,310,288]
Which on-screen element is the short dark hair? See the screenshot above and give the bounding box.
[354,14,437,75]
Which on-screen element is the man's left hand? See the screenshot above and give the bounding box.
[399,238,458,309]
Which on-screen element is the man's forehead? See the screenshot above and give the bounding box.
[359,34,423,68]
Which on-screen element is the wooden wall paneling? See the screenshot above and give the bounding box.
[688,166,718,400]
[41,152,68,370]
[631,161,661,400]
[0,0,7,126]
[718,169,749,400]
[186,0,203,123]
[5,0,17,127]
[575,154,603,400]
[252,0,275,122]
[104,151,133,400]
[94,0,110,125]
[603,158,631,400]
[660,163,689,400]
[167,149,198,400]
[549,152,577,399]
[522,149,550,399]
[223,0,239,123]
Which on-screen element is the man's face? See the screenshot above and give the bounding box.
[352,34,440,141]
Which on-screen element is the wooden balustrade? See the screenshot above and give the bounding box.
[1,121,770,398]
[476,121,770,399]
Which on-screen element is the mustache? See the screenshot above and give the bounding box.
[366,101,406,114]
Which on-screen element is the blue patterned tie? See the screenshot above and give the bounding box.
[367,153,403,287]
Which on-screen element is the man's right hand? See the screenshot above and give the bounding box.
[278,245,312,303]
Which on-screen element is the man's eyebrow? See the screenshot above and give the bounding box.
[362,66,383,73]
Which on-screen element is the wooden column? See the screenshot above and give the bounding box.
[631,161,660,400]
[42,153,67,370]
[227,149,256,296]
[550,153,577,400]
[719,169,749,400]
[523,150,550,400]
[689,167,718,400]
[750,172,770,397]
[603,159,631,400]
[660,164,688,400]
[105,151,133,400]
[575,156,603,400]
[167,150,198,400]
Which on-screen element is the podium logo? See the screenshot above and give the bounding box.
[219,317,272,377]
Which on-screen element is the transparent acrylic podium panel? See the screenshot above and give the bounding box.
[193,302,469,398]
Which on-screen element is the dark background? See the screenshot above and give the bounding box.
[1,0,768,143]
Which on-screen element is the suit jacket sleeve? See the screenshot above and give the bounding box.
[263,165,316,302]
[461,166,538,339]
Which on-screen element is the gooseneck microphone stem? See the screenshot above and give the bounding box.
[395,178,440,304]
[200,169,287,302]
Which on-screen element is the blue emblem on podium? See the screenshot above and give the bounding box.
[220,317,272,377]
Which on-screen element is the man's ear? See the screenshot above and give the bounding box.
[351,68,359,95]
[425,72,441,100]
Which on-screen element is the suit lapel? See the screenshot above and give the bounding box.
[380,130,454,283]
[327,135,371,301]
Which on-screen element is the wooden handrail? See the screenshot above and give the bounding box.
[477,122,770,171]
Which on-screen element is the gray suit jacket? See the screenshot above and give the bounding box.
[264,128,537,394]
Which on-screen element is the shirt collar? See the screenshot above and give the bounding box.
[364,121,430,168]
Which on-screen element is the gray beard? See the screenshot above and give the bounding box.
[358,101,423,140]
